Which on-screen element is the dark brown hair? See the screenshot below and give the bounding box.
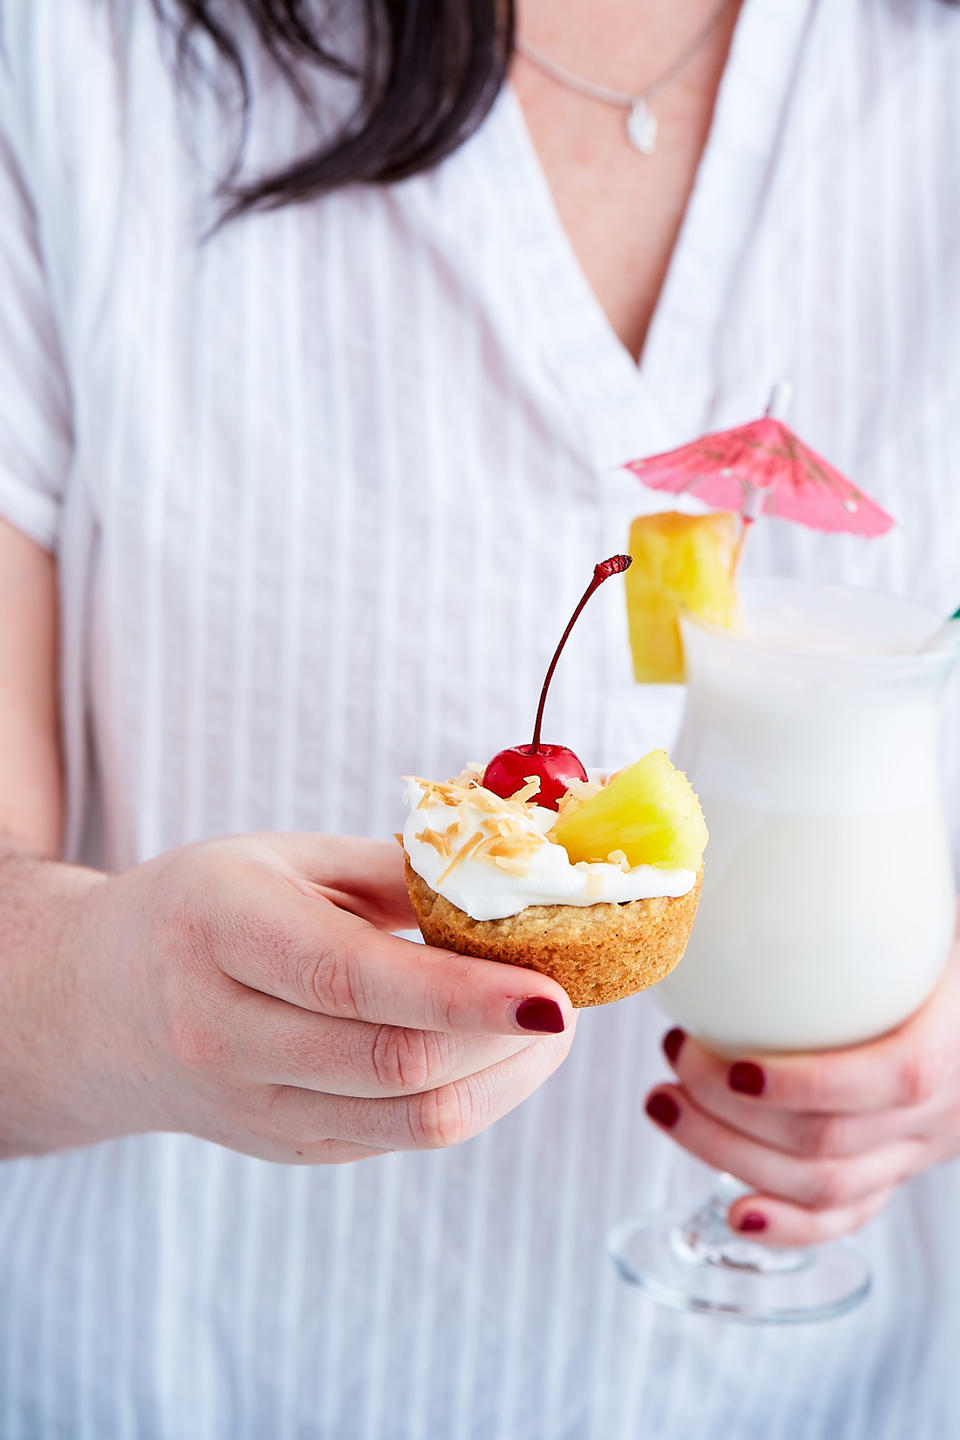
[160,0,960,217]
[158,0,514,215]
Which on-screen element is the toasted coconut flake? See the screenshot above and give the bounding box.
[565,777,606,802]
[404,776,462,809]
[552,774,607,825]
[409,770,555,882]
[491,855,534,875]
[607,850,630,872]
[467,788,512,816]
[416,828,453,859]
[584,868,606,900]
[485,834,541,859]
[437,829,485,883]
[472,827,544,878]
[554,792,579,822]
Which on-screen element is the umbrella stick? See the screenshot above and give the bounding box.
[765,380,794,420]
[731,516,752,578]
[732,382,794,577]
[731,480,766,576]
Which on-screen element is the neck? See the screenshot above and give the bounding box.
[512,0,742,359]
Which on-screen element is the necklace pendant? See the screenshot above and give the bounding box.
[627,98,658,155]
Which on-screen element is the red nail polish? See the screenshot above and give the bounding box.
[738,1211,768,1233]
[729,1060,766,1096]
[645,1092,680,1129]
[663,1027,685,1064]
[515,997,565,1033]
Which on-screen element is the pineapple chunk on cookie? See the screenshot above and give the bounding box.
[551,750,707,872]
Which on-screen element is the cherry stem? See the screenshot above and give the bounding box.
[530,554,633,752]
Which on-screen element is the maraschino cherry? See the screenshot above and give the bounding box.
[483,554,633,810]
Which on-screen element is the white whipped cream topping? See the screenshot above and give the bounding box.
[402,776,696,922]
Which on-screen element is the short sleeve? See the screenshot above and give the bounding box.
[0,57,72,552]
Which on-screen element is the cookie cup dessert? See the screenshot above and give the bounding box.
[402,754,706,1008]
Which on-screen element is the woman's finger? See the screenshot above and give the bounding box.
[660,1028,932,1157]
[178,841,575,1036]
[234,1028,573,1161]
[661,948,960,1115]
[266,832,419,930]
[196,980,543,1098]
[723,1187,896,1247]
[644,1082,925,1211]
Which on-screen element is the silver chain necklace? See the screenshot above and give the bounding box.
[515,2,734,156]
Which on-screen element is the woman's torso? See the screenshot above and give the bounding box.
[1,0,960,1435]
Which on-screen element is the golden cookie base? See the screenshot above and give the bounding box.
[404,857,701,1008]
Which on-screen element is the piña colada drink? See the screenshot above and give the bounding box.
[658,578,957,1053]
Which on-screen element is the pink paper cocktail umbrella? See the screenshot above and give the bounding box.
[625,385,895,541]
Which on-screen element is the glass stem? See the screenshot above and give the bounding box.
[672,1173,811,1275]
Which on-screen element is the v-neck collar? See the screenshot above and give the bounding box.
[494,0,816,472]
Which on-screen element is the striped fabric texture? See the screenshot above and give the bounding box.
[0,0,959,1435]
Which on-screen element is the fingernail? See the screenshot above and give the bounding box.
[738,1210,768,1233]
[663,1027,686,1064]
[645,1092,680,1129]
[729,1060,766,1096]
[514,997,565,1033]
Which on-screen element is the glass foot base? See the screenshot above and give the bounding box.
[609,1210,871,1324]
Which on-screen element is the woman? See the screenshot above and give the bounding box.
[0,0,959,1434]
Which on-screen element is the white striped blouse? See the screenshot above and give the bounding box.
[1,0,960,1435]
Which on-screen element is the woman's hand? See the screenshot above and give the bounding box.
[644,939,960,1244]
[0,833,574,1162]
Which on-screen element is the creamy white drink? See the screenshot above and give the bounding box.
[658,580,958,1053]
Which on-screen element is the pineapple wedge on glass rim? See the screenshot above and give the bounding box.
[625,510,742,683]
